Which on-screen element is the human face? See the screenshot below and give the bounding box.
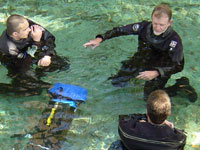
[152,13,172,35]
[16,19,31,39]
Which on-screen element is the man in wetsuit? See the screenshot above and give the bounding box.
[11,83,87,150]
[0,14,69,95]
[109,90,186,150]
[83,4,197,101]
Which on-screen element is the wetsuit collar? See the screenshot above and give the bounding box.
[146,23,173,44]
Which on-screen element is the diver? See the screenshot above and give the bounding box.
[24,102,75,150]
[11,83,87,150]
[0,14,69,96]
[109,90,186,150]
[83,4,197,102]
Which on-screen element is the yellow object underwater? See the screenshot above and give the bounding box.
[46,102,59,126]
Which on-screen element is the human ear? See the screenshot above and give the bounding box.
[169,20,173,25]
[12,32,18,37]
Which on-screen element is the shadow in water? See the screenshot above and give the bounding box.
[24,101,78,150]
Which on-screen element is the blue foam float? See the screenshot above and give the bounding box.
[48,83,87,108]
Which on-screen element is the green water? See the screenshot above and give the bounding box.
[0,0,200,149]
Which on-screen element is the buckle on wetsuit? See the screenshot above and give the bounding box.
[17,52,26,59]
[42,45,48,51]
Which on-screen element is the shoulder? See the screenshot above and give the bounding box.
[0,31,18,55]
[122,20,150,34]
[119,114,147,133]
[7,41,18,56]
[168,30,183,52]
[169,29,182,43]
[0,30,7,44]
[132,20,150,31]
[0,31,10,53]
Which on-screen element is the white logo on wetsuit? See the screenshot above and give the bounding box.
[132,24,140,32]
[169,40,177,48]
[169,40,177,51]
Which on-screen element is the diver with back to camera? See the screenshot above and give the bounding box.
[109,90,186,150]
[83,4,197,102]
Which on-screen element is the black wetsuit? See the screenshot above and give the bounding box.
[97,21,184,99]
[109,114,186,150]
[0,19,69,95]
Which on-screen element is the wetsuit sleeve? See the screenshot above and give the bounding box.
[96,21,147,41]
[28,19,56,57]
[155,36,184,77]
[5,41,25,59]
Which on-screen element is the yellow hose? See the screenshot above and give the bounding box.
[46,102,58,126]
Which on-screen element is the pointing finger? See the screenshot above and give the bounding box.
[83,42,92,47]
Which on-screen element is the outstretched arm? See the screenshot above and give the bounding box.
[83,37,102,49]
[83,21,145,49]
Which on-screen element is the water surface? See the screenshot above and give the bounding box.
[0,0,200,150]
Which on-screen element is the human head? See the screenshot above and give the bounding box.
[146,90,171,124]
[151,4,172,35]
[6,14,31,40]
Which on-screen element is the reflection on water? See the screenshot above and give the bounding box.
[0,0,199,150]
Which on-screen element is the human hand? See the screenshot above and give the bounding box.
[31,25,43,42]
[38,55,51,67]
[164,120,174,128]
[83,38,102,49]
[139,120,147,122]
[136,71,159,81]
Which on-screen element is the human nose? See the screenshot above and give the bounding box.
[154,24,161,30]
